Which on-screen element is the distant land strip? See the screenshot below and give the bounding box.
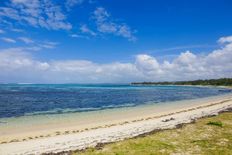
[131,78,232,86]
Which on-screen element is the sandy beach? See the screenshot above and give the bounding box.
[0,94,232,155]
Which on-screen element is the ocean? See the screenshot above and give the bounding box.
[0,84,231,118]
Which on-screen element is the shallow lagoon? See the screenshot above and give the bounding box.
[0,84,231,118]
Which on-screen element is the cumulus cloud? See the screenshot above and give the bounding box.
[0,0,72,30]
[218,36,232,44]
[0,48,139,83]
[135,54,160,73]
[0,36,232,83]
[1,37,16,43]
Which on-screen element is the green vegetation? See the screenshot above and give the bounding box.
[75,112,232,155]
[131,78,232,86]
[207,121,223,127]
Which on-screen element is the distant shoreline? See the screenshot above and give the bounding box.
[131,78,232,87]
[131,84,232,89]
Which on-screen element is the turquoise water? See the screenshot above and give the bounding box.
[0,84,231,118]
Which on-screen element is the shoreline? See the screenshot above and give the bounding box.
[0,94,232,154]
[0,93,231,143]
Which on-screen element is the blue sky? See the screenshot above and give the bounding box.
[0,0,232,83]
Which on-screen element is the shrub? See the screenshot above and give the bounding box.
[207,121,223,127]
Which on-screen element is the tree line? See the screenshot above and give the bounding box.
[131,78,232,86]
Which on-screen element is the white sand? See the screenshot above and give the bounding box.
[0,94,232,155]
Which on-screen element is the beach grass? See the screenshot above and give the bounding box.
[76,112,232,155]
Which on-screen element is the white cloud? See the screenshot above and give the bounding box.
[90,7,136,41]
[1,37,16,43]
[136,54,160,71]
[25,46,42,51]
[70,34,89,39]
[0,36,232,83]
[39,41,58,49]
[174,51,197,65]
[80,24,97,36]
[0,48,139,83]
[117,25,136,41]
[93,7,109,23]
[157,44,218,52]
[218,36,232,44]
[70,34,79,38]
[18,37,34,44]
[66,0,85,9]
[70,34,80,38]
[11,28,24,32]
[0,0,72,30]
[17,37,58,49]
